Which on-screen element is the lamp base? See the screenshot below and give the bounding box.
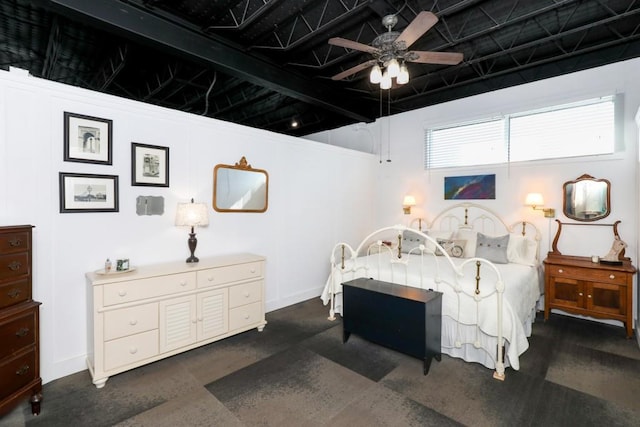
[186,230,199,263]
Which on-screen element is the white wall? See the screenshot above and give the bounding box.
[0,68,377,383]
[308,58,640,329]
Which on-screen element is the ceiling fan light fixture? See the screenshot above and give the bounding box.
[369,64,382,84]
[387,58,400,78]
[397,63,409,84]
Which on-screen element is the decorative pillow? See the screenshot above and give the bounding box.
[475,233,509,264]
[435,239,467,258]
[507,234,538,265]
[425,230,453,252]
[401,233,426,254]
[454,229,477,257]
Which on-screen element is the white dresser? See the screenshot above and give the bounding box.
[86,253,266,388]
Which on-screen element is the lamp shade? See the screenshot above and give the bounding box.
[524,193,544,207]
[175,201,209,227]
[387,58,400,78]
[403,195,416,207]
[369,64,382,84]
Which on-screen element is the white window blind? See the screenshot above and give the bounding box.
[425,119,506,169]
[509,97,615,161]
[425,96,616,169]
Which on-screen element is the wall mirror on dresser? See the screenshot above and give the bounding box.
[545,174,635,338]
[563,174,610,222]
[213,156,268,213]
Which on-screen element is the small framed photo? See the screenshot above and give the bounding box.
[131,143,169,187]
[63,112,113,164]
[59,172,119,213]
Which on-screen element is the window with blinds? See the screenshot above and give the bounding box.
[425,96,616,169]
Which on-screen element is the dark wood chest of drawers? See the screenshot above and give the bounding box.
[544,254,635,338]
[0,225,41,416]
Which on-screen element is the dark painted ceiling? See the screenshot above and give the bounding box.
[2,0,639,136]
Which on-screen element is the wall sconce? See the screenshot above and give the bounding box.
[525,193,555,218]
[403,195,416,215]
[175,198,209,263]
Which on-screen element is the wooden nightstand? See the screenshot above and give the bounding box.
[544,254,636,338]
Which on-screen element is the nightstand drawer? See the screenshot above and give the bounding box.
[229,301,262,331]
[103,272,195,306]
[229,281,262,308]
[549,265,628,285]
[197,262,262,288]
[104,303,159,341]
[104,330,159,371]
[0,349,37,400]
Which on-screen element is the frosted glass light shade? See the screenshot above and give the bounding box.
[397,63,409,84]
[403,195,416,206]
[524,193,544,207]
[369,64,382,84]
[387,58,400,78]
[380,70,391,89]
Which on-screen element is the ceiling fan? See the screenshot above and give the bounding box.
[329,11,463,88]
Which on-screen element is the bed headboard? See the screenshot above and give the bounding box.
[409,202,542,262]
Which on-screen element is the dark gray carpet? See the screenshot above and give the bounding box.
[2,298,639,426]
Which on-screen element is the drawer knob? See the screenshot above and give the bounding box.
[7,261,22,271]
[180,280,188,286]
[207,276,214,282]
[16,365,30,376]
[7,288,22,299]
[129,319,138,326]
[16,327,29,337]
[250,268,256,273]
[244,292,250,298]
[118,290,127,297]
[609,274,615,280]
[588,294,592,298]
[558,269,563,274]
[244,314,250,320]
[129,347,138,354]
[578,292,583,296]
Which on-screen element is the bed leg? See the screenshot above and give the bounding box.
[493,370,506,381]
[328,308,336,321]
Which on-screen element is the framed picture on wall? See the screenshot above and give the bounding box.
[131,142,169,187]
[59,172,119,213]
[63,112,113,164]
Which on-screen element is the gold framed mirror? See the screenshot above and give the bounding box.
[213,156,268,213]
[562,174,610,221]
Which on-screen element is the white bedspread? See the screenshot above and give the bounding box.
[321,252,542,370]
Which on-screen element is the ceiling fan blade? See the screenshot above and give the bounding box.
[409,51,463,65]
[329,37,378,54]
[331,60,377,81]
[396,11,439,49]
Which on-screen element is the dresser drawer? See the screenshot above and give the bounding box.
[0,253,30,281]
[104,330,159,371]
[0,307,37,360]
[548,265,628,285]
[103,272,195,306]
[197,261,262,288]
[229,301,263,331]
[0,349,37,400]
[0,230,31,255]
[0,278,31,309]
[229,281,262,308]
[104,303,159,341]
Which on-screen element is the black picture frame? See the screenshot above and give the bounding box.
[131,142,170,187]
[63,112,113,165]
[59,172,119,213]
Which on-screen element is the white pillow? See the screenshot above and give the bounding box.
[454,229,477,257]
[426,230,453,252]
[508,234,538,265]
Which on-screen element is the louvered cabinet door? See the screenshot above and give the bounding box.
[196,288,228,341]
[159,295,197,353]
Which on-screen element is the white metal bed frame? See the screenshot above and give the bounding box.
[325,202,541,380]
